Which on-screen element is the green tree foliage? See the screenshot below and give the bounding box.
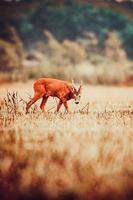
[0,3,133,58]
[29,4,133,59]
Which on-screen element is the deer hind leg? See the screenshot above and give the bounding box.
[26,93,44,114]
[57,100,62,112]
[40,96,48,112]
[26,83,47,114]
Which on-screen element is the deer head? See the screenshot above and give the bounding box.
[72,80,83,104]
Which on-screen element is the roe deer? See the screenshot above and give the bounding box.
[26,78,82,113]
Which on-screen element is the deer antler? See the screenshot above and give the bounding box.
[78,80,83,94]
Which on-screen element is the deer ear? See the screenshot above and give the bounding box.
[72,79,74,85]
[71,86,76,93]
[71,79,76,88]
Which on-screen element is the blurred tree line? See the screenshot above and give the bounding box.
[0,1,132,57]
[0,0,133,84]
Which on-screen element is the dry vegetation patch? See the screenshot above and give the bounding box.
[0,84,133,200]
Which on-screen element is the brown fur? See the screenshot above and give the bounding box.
[26,78,82,113]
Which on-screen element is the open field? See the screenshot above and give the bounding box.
[0,81,133,200]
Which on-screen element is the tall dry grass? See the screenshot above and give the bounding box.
[0,83,133,200]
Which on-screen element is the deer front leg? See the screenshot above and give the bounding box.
[57,100,62,112]
[62,98,69,113]
[40,96,48,112]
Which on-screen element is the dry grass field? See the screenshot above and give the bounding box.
[0,81,133,200]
